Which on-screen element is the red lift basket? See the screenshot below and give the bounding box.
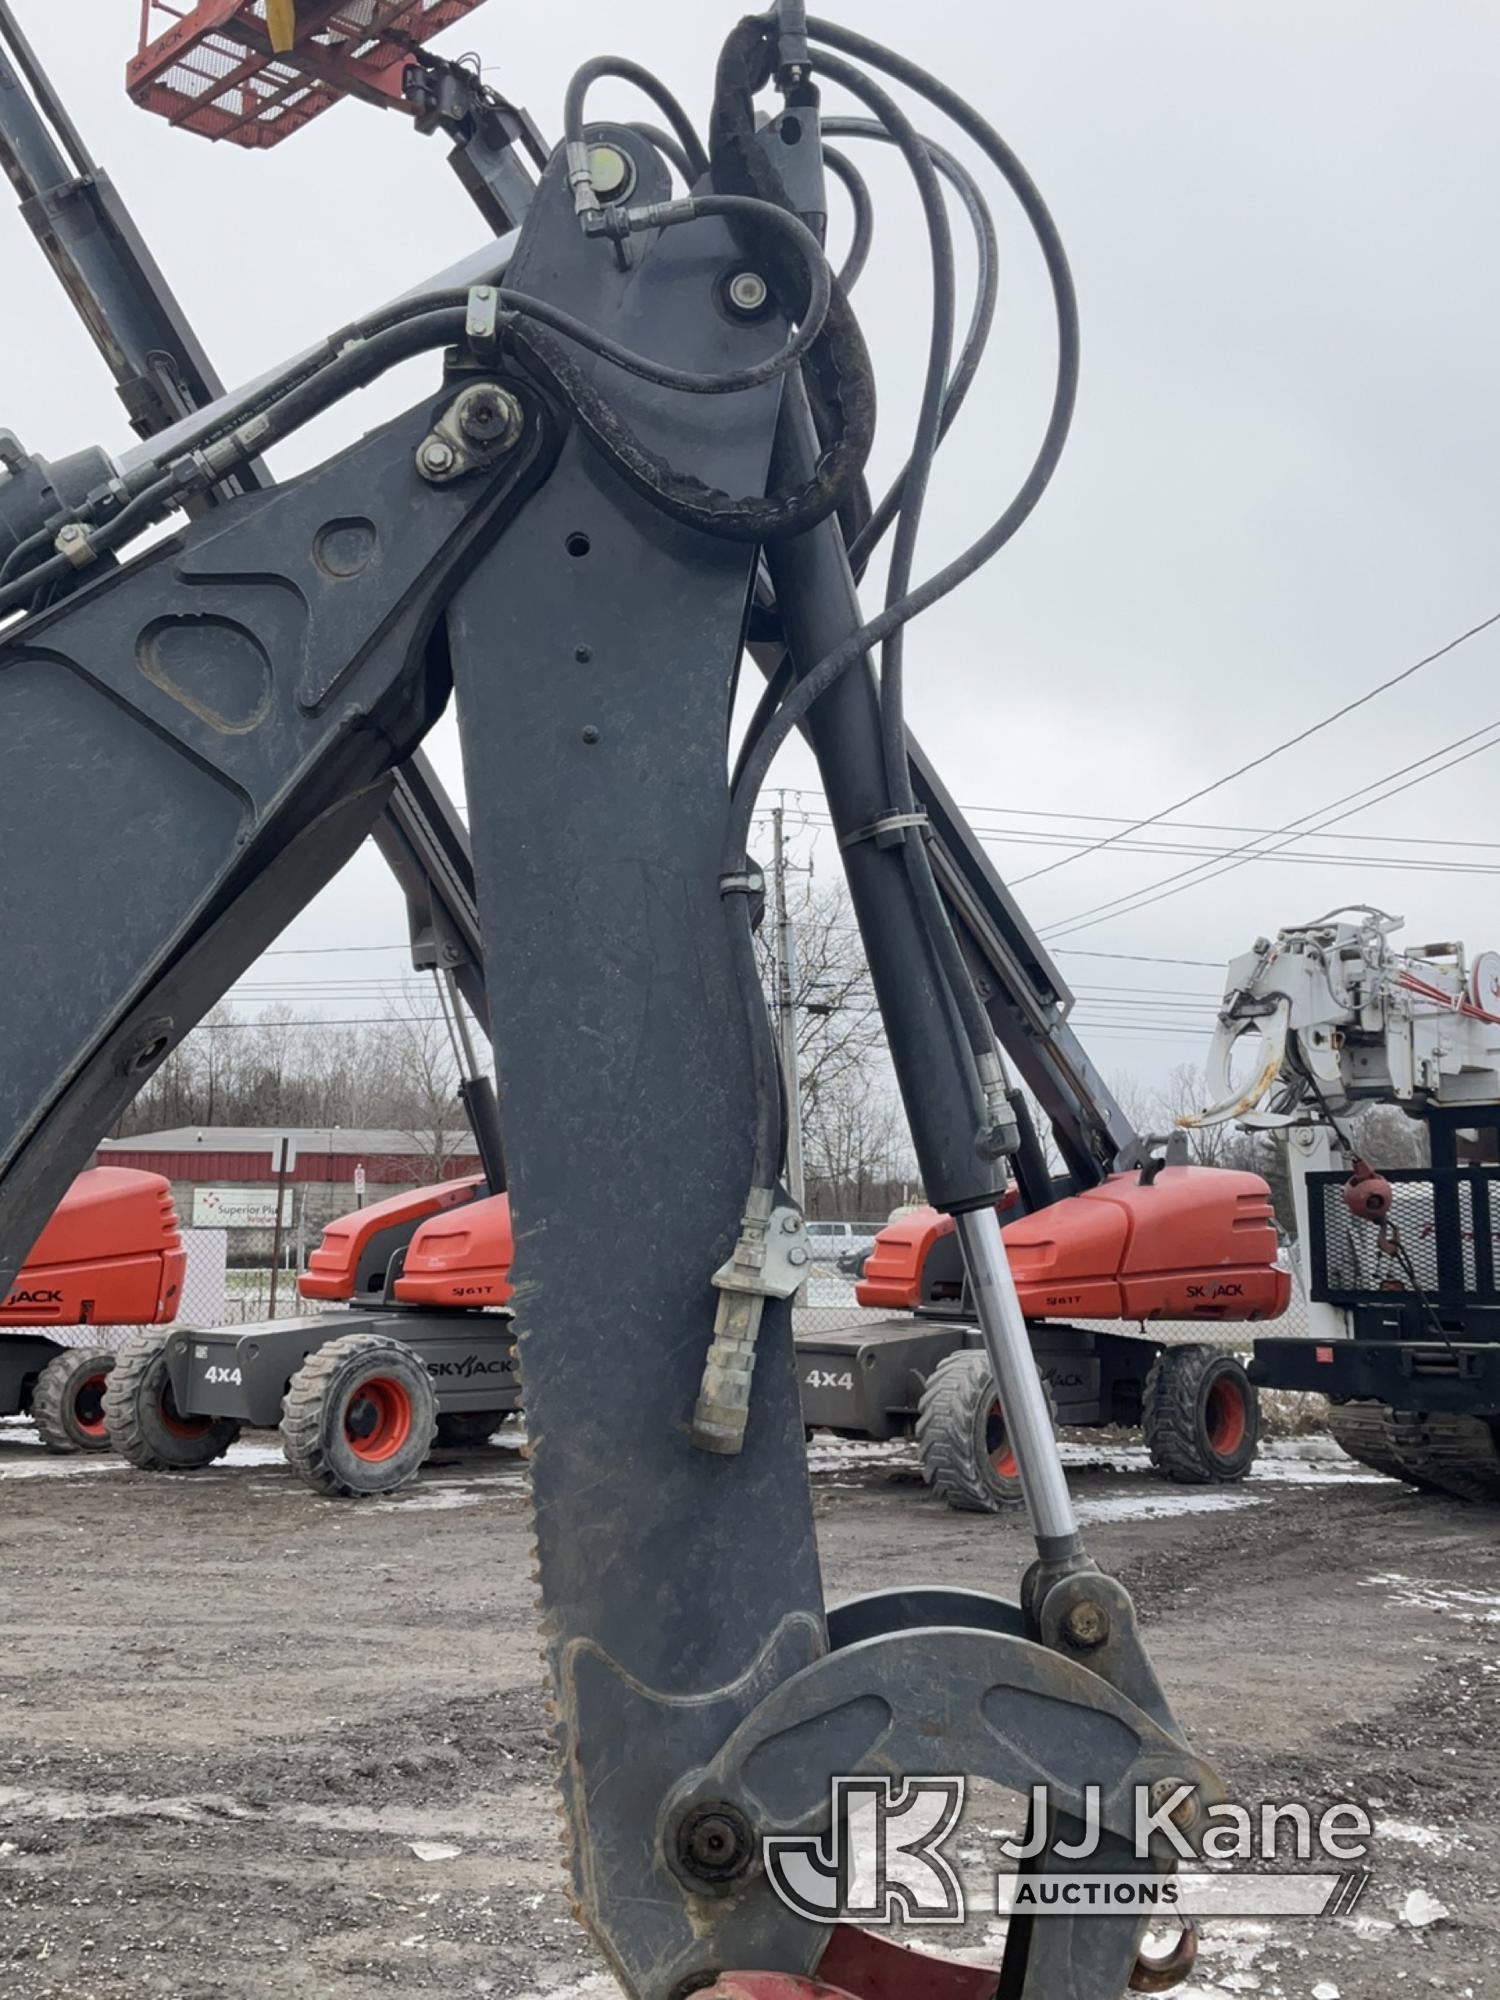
[129,1,490,149]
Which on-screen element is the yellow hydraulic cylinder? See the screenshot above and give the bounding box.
[266,0,297,54]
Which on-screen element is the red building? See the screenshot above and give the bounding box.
[97,1127,483,1234]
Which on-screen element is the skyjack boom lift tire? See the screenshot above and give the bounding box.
[103,1329,241,1471]
[915,1348,1058,1513]
[280,1331,437,1498]
[1143,1344,1259,1486]
[31,1347,116,1454]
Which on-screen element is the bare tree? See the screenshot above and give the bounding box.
[370,986,465,1181]
[1150,1063,1241,1167]
[239,1002,300,1124]
[802,1059,918,1221]
[755,871,922,1216]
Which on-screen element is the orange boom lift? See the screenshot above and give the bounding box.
[0,1168,183,1452]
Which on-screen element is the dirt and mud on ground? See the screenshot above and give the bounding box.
[1,1419,1497,2000]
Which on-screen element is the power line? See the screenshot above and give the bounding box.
[446,778,1500,858]
[1055,947,1224,969]
[1042,717,1500,941]
[773,783,1500,853]
[1007,604,1500,886]
[1070,1021,1214,1041]
[781,802,1500,875]
[173,1015,448,1032]
[262,942,421,957]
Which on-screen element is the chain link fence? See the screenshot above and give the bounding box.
[45,1227,233,1351]
[792,1261,1314,1348]
[41,1223,1313,1352]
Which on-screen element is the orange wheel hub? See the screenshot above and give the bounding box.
[344,1377,414,1462]
[1206,1377,1246,1456]
[73,1373,109,1439]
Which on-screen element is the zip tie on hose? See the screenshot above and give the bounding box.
[718,867,765,897]
[837,809,929,850]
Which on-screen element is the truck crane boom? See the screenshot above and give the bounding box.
[1190,906,1500,1499]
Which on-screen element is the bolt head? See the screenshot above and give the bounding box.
[457,385,523,447]
[675,1802,754,1887]
[689,1817,736,1864]
[1149,1779,1199,1831]
[727,270,770,316]
[1064,1600,1110,1650]
[418,437,457,477]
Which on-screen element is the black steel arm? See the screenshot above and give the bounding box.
[0,2,232,440]
[0,38,1206,2000]
[0,6,1133,1200]
[0,6,519,1132]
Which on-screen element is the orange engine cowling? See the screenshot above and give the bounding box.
[299,1176,487,1302]
[2,1167,185,1326]
[856,1165,1290,1322]
[393,1193,513,1310]
[856,1206,955,1310]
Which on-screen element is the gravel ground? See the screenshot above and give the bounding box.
[0,1419,1496,2000]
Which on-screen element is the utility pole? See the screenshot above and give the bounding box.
[771,804,808,1220]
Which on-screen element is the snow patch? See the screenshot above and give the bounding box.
[389,1487,488,1512]
[1246,1455,1371,1487]
[1341,1911,1395,1942]
[1168,1919,1286,1999]
[1078,1491,1266,1523]
[1376,1818,1452,1853]
[221,1440,292,1468]
[0,1453,119,1481]
[805,1437,912,1473]
[1365,1572,1500,1624]
[512,1979,616,2000]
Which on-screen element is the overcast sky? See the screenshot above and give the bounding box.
[4,1,1499,1110]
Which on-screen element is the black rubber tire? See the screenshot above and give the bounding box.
[280,1331,437,1498]
[915,1349,1058,1513]
[103,1329,241,1471]
[434,1409,506,1448]
[32,1348,116,1455]
[1142,1344,1259,1485]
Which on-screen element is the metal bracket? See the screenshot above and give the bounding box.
[550,1611,1222,1998]
[712,1194,811,1301]
[415,378,526,484]
[694,1190,811,1455]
